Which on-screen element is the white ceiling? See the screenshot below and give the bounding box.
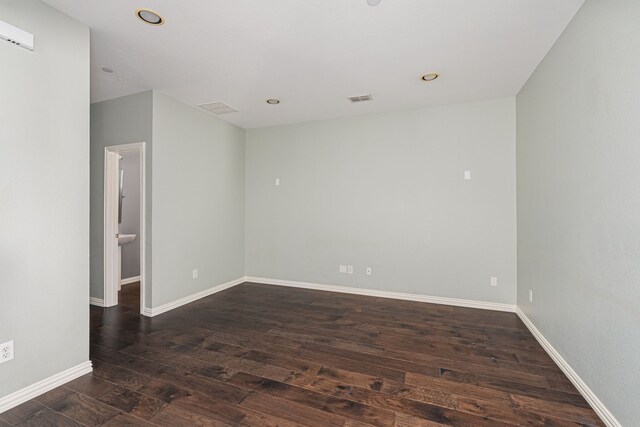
[42,0,583,129]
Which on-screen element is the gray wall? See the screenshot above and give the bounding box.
[119,151,141,279]
[246,98,517,304]
[516,1,640,424]
[151,92,246,307]
[0,0,89,397]
[90,91,152,303]
[90,90,245,309]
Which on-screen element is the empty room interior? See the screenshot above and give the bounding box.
[1,0,638,425]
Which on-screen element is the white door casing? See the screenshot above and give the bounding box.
[103,149,120,307]
[103,142,147,314]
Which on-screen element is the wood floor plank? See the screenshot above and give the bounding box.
[90,344,135,365]
[63,376,119,400]
[400,372,514,405]
[510,394,605,426]
[229,371,396,427]
[39,390,121,426]
[119,356,250,404]
[240,392,347,427]
[151,404,230,427]
[6,281,604,426]
[99,413,158,426]
[394,413,448,427]
[169,392,247,426]
[437,367,591,408]
[0,401,45,425]
[14,408,83,427]
[135,378,193,405]
[286,369,515,427]
[90,360,152,391]
[97,386,167,420]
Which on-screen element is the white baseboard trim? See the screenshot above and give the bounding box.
[516,308,620,427]
[245,276,516,313]
[89,297,104,307]
[120,276,141,286]
[143,277,245,317]
[0,361,92,414]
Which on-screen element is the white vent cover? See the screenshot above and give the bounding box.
[0,19,34,51]
[348,94,373,103]
[198,101,238,115]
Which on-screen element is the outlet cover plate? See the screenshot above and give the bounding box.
[1,340,14,363]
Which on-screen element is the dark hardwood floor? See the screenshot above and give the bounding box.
[2,282,604,426]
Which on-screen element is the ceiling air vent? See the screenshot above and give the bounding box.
[348,94,373,103]
[198,101,238,115]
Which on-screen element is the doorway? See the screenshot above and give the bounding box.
[103,142,146,315]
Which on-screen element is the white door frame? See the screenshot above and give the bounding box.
[103,149,119,308]
[103,142,147,315]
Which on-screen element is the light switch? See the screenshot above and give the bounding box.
[275,178,280,186]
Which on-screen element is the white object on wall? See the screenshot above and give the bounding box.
[1,341,14,364]
[0,19,34,51]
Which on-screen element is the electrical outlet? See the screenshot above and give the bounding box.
[0,341,14,363]
[192,269,199,279]
[490,276,498,287]
[464,170,471,180]
[347,265,354,275]
[339,265,347,274]
[366,267,372,276]
[529,289,533,303]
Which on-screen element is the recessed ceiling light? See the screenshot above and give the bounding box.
[421,73,439,82]
[136,9,164,26]
[266,99,280,105]
[367,0,382,6]
[101,67,114,74]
